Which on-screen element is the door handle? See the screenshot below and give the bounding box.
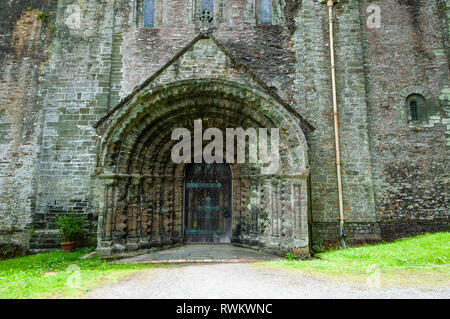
[223,210,230,218]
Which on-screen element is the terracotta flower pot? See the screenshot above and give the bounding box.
[61,241,76,252]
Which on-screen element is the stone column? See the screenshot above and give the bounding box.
[96,177,117,256]
[139,177,154,248]
[126,176,142,251]
[173,176,184,244]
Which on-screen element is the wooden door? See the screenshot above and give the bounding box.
[184,163,232,243]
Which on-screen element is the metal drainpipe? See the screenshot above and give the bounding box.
[327,0,347,248]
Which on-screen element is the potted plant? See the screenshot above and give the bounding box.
[55,212,86,252]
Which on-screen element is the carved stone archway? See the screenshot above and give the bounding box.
[94,79,310,256]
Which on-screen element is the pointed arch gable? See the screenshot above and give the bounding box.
[96,79,309,177]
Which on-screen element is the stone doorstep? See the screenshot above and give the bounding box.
[120,258,277,264]
[101,244,286,263]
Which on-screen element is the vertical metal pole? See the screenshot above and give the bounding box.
[327,0,346,248]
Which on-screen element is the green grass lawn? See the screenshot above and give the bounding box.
[1,233,448,298]
[262,232,450,288]
[0,248,158,299]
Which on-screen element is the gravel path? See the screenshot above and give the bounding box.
[85,263,449,299]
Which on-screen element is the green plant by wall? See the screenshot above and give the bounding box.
[285,252,296,261]
[55,212,86,243]
[36,11,48,23]
[311,240,326,254]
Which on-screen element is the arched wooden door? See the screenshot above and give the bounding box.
[184,163,232,243]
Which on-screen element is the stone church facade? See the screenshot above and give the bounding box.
[0,0,448,256]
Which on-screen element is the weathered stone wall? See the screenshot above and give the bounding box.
[31,0,118,249]
[113,0,301,106]
[0,0,448,252]
[359,0,450,240]
[0,1,57,249]
[297,0,380,244]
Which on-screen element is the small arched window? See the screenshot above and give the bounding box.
[410,101,418,121]
[201,0,215,25]
[137,0,162,28]
[259,0,273,24]
[144,0,156,28]
[191,0,230,27]
[255,0,284,26]
[406,94,426,122]
[201,0,214,14]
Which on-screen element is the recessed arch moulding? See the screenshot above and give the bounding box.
[93,36,311,256]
